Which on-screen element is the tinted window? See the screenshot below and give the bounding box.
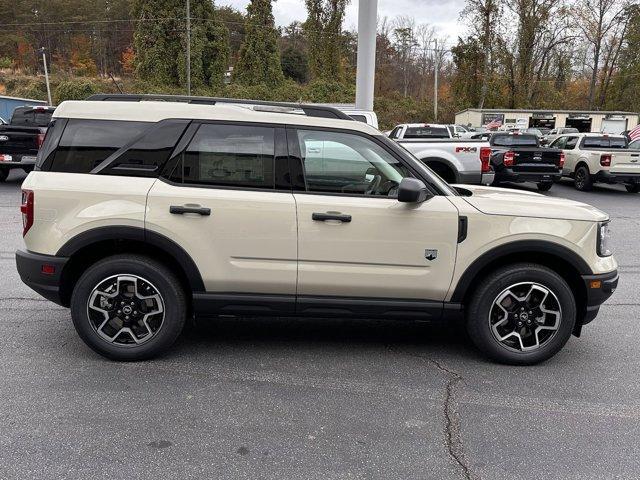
[491,134,538,147]
[629,139,640,150]
[10,107,53,127]
[551,137,567,149]
[296,129,411,196]
[582,136,627,149]
[49,120,150,173]
[100,120,190,177]
[562,128,579,134]
[404,126,449,138]
[175,123,275,189]
[349,114,367,123]
[565,136,579,149]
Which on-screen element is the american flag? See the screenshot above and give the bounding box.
[628,124,640,141]
[485,119,502,130]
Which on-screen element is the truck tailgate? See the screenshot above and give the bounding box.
[511,148,561,166]
[0,127,40,155]
[610,151,640,175]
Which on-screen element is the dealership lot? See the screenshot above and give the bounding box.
[1,169,638,479]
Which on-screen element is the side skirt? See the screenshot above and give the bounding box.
[192,292,462,321]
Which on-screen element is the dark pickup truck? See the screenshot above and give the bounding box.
[0,106,55,181]
[489,133,564,191]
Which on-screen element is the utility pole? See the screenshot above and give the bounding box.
[186,0,191,96]
[39,47,52,106]
[433,39,438,122]
[355,0,377,111]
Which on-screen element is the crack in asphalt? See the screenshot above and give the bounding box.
[387,346,477,480]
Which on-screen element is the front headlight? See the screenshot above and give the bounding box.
[597,221,612,257]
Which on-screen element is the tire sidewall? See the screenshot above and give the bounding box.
[71,256,186,361]
[467,266,576,365]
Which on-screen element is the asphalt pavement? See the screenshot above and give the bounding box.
[0,170,638,480]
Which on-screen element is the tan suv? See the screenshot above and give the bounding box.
[16,95,618,364]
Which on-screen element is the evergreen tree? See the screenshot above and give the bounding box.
[133,0,229,88]
[233,0,284,86]
[304,0,349,81]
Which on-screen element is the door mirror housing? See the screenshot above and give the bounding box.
[397,178,432,203]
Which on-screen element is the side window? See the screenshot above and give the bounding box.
[551,136,567,149]
[296,129,411,197]
[47,120,150,173]
[565,136,578,149]
[175,123,275,189]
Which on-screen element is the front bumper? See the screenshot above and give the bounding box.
[594,171,640,185]
[16,249,69,306]
[580,270,618,325]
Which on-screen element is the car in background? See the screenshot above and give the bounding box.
[489,133,564,191]
[550,133,640,193]
[450,124,477,138]
[545,127,580,145]
[333,107,379,129]
[0,105,56,182]
[389,123,455,140]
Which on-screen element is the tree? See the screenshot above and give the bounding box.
[392,17,418,97]
[304,0,350,81]
[233,0,284,86]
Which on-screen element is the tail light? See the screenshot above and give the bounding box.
[36,133,45,149]
[479,147,492,173]
[600,154,611,167]
[503,151,516,167]
[20,189,34,236]
[559,152,565,168]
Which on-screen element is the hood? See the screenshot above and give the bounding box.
[452,184,609,222]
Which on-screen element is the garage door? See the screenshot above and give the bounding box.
[601,118,627,134]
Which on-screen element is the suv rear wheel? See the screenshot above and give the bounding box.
[466,263,576,365]
[70,254,186,361]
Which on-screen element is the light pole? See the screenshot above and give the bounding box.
[433,39,438,122]
[355,0,377,111]
[39,47,52,106]
[186,0,191,96]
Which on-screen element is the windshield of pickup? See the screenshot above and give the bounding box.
[490,134,538,147]
[581,136,627,149]
[403,126,450,139]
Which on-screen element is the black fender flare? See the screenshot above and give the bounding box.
[420,157,460,183]
[57,226,205,292]
[450,240,592,302]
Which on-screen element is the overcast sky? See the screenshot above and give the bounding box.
[217,0,467,45]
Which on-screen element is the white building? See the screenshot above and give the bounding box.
[455,108,639,134]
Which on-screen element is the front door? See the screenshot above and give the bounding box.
[289,128,459,302]
[146,122,297,297]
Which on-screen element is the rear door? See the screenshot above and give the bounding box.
[145,122,298,299]
[289,127,459,306]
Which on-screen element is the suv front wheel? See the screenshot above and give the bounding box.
[466,263,576,365]
[70,254,186,361]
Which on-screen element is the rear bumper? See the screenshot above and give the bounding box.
[15,249,69,306]
[0,154,37,169]
[495,168,562,183]
[580,270,618,325]
[594,171,640,185]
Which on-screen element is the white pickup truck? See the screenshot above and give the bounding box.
[549,133,640,192]
[387,123,494,185]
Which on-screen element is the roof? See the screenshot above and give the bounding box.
[54,100,379,135]
[0,95,48,104]
[456,108,640,116]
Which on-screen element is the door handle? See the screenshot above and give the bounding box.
[170,205,211,216]
[312,212,352,223]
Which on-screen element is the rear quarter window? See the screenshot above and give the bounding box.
[581,137,627,149]
[44,119,150,173]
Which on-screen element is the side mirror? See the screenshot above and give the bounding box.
[397,178,432,203]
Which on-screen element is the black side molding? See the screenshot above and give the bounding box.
[457,216,468,243]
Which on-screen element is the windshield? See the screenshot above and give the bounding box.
[582,136,627,149]
[491,134,538,147]
[404,126,450,138]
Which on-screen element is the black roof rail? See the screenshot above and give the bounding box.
[86,94,354,121]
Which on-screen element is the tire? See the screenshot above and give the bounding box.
[537,181,553,191]
[0,169,7,182]
[625,184,640,193]
[574,165,593,191]
[70,254,187,361]
[466,263,576,365]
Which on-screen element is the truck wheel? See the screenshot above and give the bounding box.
[0,169,7,182]
[574,166,593,191]
[537,182,553,191]
[625,184,640,193]
[466,263,576,365]
[70,254,186,361]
